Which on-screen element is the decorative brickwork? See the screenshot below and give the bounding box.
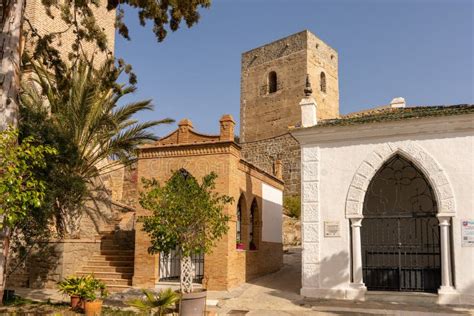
[133,115,284,290]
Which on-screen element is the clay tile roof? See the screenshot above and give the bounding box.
[316,104,474,128]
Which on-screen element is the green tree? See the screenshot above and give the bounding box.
[0,128,57,303]
[19,58,173,236]
[141,170,233,293]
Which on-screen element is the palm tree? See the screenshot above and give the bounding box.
[20,58,173,236]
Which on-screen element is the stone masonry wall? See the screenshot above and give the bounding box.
[24,0,115,65]
[241,133,300,196]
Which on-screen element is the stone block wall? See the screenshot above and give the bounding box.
[241,133,301,196]
[24,0,115,65]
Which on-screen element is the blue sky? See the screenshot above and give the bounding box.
[116,0,473,137]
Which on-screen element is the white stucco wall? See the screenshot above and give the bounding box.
[295,114,474,305]
[262,183,283,243]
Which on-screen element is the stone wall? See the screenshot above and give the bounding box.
[241,133,301,196]
[24,0,115,65]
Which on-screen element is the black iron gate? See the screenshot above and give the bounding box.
[361,216,441,292]
[159,250,204,283]
[361,155,441,293]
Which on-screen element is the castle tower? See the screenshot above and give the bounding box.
[240,30,339,195]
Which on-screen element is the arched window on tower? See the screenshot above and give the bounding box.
[268,71,277,94]
[320,71,326,93]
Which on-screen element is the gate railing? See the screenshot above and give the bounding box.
[159,250,204,283]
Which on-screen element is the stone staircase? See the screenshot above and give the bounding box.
[77,231,135,293]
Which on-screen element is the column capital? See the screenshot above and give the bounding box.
[350,218,363,227]
[438,216,451,226]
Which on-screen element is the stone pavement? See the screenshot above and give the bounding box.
[207,248,474,316]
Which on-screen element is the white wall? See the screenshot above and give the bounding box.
[262,183,283,243]
[297,115,474,304]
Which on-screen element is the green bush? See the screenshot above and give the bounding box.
[283,195,301,219]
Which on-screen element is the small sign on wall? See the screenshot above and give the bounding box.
[461,219,474,247]
[324,221,340,238]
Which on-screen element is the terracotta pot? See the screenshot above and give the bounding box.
[84,300,103,316]
[179,289,206,316]
[70,295,84,310]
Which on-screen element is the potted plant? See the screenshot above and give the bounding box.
[141,170,233,316]
[57,275,85,310]
[126,288,180,315]
[236,239,245,250]
[80,274,109,316]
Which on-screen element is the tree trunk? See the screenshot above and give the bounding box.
[0,0,24,130]
[0,226,11,305]
[180,255,194,294]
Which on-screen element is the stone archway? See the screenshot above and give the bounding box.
[345,141,456,296]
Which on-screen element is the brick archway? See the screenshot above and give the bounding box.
[345,141,455,218]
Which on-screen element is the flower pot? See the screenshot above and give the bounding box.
[85,300,103,316]
[70,295,84,310]
[236,243,245,250]
[179,289,206,316]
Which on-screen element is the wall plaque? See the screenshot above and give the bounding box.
[324,221,340,237]
[461,219,474,247]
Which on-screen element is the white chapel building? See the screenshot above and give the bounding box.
[292,88,474,304]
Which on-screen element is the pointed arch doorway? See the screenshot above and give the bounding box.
[361,154,441,292]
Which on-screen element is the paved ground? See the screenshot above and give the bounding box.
[207,248,474,316]
[12,248,474,315]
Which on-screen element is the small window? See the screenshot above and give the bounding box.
[268,71,277,94]
[320,72,326,93]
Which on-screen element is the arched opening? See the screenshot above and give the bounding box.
[236,195,246,249]
[268,71,277,94]
[320,71,326,93]
[361,154,441,292]
[249,199,259,250]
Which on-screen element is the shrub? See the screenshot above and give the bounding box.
[283,195,301,219]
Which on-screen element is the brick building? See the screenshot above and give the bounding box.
[240,30,340,196]
[133,115,284,290]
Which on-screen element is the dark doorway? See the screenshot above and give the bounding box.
[361,155,441,292]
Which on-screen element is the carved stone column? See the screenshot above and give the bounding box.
[350,218,365,287]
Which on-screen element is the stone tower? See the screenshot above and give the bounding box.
[240,30,339,195]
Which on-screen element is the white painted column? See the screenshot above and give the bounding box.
[438,216,454,290]
[350,218,365,287]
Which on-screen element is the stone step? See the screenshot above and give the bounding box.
[93,277,132,286]
[81,266,134,273]
[77,271,133,280]
[91,254,134,262]
[99,244,134,251]
[86,260,134,267]
[99,249,134,255]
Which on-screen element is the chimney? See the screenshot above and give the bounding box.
[300,74,318,127]
[390,97,406,108]
[177,119,193,143]
[219,114,235,141]
[274,160,283,179]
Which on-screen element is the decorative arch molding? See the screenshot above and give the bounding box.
[345,141,455,218]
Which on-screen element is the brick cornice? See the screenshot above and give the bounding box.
[139,141,241,159]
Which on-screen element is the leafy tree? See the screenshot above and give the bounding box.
[0,128,57,303]
[19,58,173,236]
[141,170,233,293]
